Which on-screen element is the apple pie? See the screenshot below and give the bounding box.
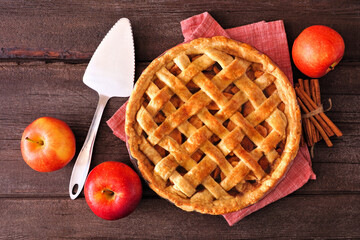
[125,36,301,215]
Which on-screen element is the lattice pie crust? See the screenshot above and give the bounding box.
[126,36,301,215]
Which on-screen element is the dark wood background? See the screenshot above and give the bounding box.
[0,1,359,239]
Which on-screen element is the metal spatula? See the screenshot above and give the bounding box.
[69,18,135,199]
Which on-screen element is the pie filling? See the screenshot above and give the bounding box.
[138,54,286,194]
[126,37,300,214]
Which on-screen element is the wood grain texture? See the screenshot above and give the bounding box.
[0,1,358,62]
[0,195,359,239]
[0,62,358,197]
[0,1,359,238]
[1,159,358,198]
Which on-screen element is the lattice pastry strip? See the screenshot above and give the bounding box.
[148,51,284,193]
[139,81,234,199]
[174,54,267,172]
[142,53,282,195]
[126,36,301,215]
[173,55,274,179]
[136,54,255,199]
[138,106,233,199]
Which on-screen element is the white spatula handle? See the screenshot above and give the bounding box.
[69,94,110,199]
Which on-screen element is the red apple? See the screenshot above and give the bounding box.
[21,117,76,172]
[84,161,142,220]
[292,25,345,78]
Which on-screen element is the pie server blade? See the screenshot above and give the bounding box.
[69,18,135,199]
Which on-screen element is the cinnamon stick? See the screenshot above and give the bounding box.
[297,79,313,146]
[312,79,322,142]
[304,79,317,144]
[297,98,333,147]
[310,79,320,142]
[312,79,321,106]
[298,78,304,90]
[300,129,306,146]
[303,119,313,146]
[304,79,310,96]
[296,87,342,137]
[296,87,335,137]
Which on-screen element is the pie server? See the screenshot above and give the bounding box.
[69,18,135,200]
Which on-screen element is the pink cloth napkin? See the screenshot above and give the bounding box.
[107,12,316,226]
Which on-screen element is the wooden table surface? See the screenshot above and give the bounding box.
[1,1,359,239]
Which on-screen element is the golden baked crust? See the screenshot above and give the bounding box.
[125,36,301,215]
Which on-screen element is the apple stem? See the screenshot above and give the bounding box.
[102,189,115,196]
[25,137,44,146]
[329,62,338,71]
